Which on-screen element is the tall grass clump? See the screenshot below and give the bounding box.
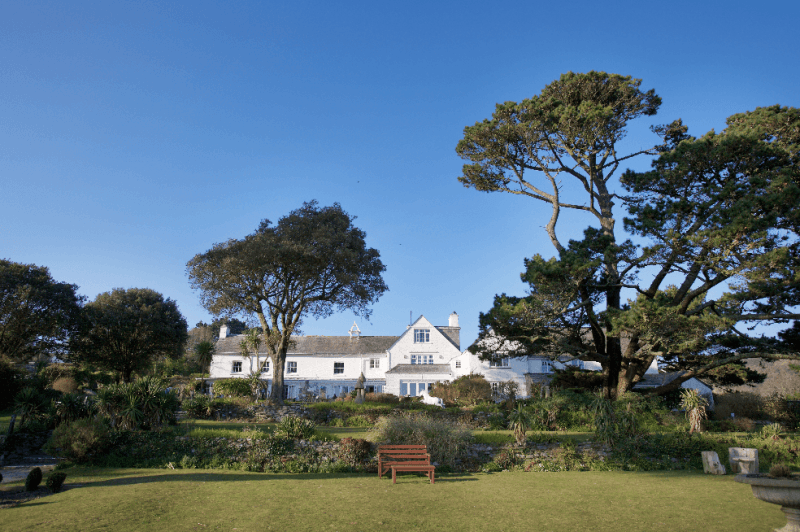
[370,412,473,467]
[273,415,316,439]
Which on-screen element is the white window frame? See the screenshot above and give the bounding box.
[414,329,430,343]
[287,361,297,374]
[455,360,461,369]
[411,354,433,365]
[541,360,552,373]
[334,362,344,374]
[261,360,270,373]
[232,361,242,373]
[370,358,380,369]
[489,357,510,368]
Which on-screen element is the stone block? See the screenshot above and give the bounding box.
[702,451,726,475]
[729,447,759,474]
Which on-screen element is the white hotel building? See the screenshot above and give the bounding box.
[209,312,567,400]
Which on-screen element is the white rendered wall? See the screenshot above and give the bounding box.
[387,316,462,369]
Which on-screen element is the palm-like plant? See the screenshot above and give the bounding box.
[14,386,49,429]
[246,371,266,400]
[680,388,708,433]
[193,340,216,375]
[119,388,144,430]
[55,392,95,424]
[507,404,530,446]
[94,376,177,430]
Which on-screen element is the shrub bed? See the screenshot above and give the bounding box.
[370,412,473,467]
[45,417,111,462]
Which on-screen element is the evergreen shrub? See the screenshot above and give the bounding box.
[273,416,316,439]
[46,471,67,493]
[45,417,111,462]
[95,376,179,430]
[370,412,472,467]
[429,374,492,406]
[338,437,371,467]
[183,395,217,419]
[345,414,373,428]
[25,467,42,491]
[212,378,252,397]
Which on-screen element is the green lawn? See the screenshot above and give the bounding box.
[0,409,13,434]
[0,467,785,531]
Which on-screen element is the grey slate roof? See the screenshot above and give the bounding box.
[385,364,452,375]
[215,334,398,356]
[435,326,460,350]
[634,371,711,389]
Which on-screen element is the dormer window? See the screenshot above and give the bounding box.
[542,360,552,373]
[414,329,430,343]
[489,357,510,368]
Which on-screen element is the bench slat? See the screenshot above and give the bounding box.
[390,464,435,484]
[377,445,433,479]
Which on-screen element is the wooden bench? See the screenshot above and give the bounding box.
[377,445,432,480]
[391,464,435,484]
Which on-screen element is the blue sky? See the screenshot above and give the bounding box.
[2,0,798,346]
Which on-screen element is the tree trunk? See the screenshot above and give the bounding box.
[269,351,286,405]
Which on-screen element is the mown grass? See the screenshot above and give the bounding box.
[0,467,784,531]
[0,408,12,433]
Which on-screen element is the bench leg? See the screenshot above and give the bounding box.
[392,467,397,484]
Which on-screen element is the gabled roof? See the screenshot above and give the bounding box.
[634,371,712,390]
[435,326,460,350]
[387,315,460,351]
[215,334,398,357]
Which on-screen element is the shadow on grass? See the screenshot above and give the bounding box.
[75,471,480,489]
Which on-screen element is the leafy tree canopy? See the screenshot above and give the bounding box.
[186,201,388,404]
[0,259,84,362]
[457,71,800,400]
[194,318,248,335]
[73,288,188,383]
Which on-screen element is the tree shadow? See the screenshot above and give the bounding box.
[76,470,481,488]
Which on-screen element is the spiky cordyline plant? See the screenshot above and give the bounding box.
[680,389,708,433]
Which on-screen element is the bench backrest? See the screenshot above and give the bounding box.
[378,445,427,452]
[378,446,428,457]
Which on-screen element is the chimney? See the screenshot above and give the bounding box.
[219,324,229,339]
[449,312,459,328]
